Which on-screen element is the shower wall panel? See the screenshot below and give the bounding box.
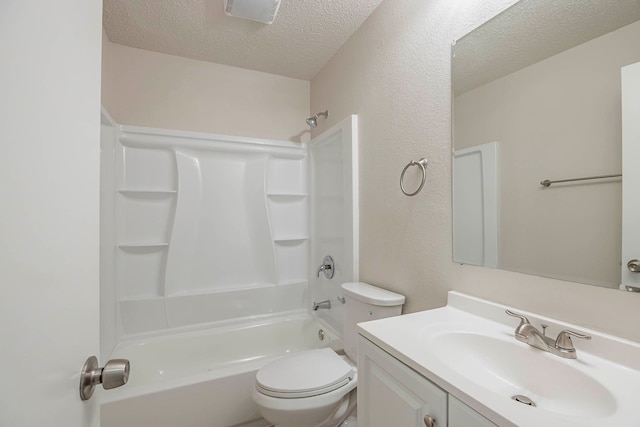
[113,126,308,337]
[309,116,359,334]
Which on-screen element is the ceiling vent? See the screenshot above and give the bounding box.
[224,0,282,25]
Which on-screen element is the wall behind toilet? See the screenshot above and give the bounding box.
[311,0,640,342]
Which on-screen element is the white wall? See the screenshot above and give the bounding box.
[311,0,640,342]
[0,0,102,425]
[455,20,640,288]
[102,41,311,142]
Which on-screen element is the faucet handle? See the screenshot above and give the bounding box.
[316,255,335,279]
[505,310,531,325]
[555,329,591,351]
[506,310,533,339]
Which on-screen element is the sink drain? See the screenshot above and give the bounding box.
[511,394,536,407]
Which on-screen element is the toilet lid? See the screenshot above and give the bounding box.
[256,348,354,398]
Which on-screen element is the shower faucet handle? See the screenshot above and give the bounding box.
[316,255,335,279]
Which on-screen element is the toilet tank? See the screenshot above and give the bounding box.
[341,282,405,361]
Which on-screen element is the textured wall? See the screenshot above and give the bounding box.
[311,0,640,341]
[102,29,114,111]
[102,0,386,80]
[102,42,311,142]
[311,0,518,314]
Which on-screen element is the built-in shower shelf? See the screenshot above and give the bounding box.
[118,243,169,249]
[119,189,177,196]
[267,193,307,199]
[273,237,308,243]
[119,295,165,302]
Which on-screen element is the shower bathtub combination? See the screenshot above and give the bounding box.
[99,111,358,427]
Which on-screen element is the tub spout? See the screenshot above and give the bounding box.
[313,300,331,311]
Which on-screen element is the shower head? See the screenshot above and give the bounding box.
[306,116,318,128]
[306,110,329,127]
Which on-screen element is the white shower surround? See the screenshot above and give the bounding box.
[106,122,312,339]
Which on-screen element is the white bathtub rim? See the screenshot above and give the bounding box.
[103,312,343,404]
[102,347,340,404]
[117,309,329,344]
[101,352,286,404]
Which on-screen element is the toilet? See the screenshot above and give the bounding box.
[252,282,406,427]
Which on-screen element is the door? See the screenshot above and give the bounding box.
[621,62,640,290]
[0,1,102,426]
[453,142,499,268]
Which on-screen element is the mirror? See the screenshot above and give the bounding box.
[452,0,640,289]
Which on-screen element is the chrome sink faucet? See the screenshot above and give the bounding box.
[506,310,591,359]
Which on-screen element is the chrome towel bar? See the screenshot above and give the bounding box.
[540,173,621,188]
[400,158,428,196]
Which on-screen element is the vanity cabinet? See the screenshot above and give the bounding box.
[358,335,497,427]
[448,396,497,427]
[358,336,447,426]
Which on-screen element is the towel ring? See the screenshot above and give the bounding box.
[400,158,428,196]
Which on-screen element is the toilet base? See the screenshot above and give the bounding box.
[253,387,356,427]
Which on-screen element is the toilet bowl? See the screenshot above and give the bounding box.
[251,348,357,427]
[252,282,405,427]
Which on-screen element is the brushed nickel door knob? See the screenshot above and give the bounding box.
[627,259,640,272]
[423,414,436,427]
[79,356,130,401]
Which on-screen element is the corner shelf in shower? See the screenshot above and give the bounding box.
[273,237,309,243]
[118,189,177,196]
[266,193,307,200]
[118,243,169,250]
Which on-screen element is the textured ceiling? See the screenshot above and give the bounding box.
[453,0,640,95]
[103,0,385,80]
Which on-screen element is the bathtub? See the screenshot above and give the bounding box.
[101,313,341,427]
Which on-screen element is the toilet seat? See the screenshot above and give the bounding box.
[256,348,355,399]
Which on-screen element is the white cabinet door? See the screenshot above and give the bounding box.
[358,336,447,427]
[449,396,497,427]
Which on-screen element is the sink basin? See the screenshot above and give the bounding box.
[429,332,617,418]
